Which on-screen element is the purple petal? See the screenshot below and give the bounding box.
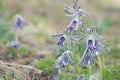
[63,53,69,65]
[57,36,65,46]
[80,49,96,67]
[94,40,103,53]
[68,19,78,31]
[55,50,72,67]
[87,39,95,50]
[14,15,28,29]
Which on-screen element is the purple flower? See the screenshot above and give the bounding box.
[68,19,78,32]
[57,36,65,46]
[80,38,105,67]
[10,40,20,48]
[62,52,70,65]
[14,15,28,29]
[55,50,73,67]
[80,49,96,67]
[80,39,97,67]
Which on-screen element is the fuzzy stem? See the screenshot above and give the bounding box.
[14,29,19,42]
[83,11,94,26]
[97,55,103,80]
[89,65,92,79]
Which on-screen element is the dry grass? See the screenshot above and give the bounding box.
[0,61,48,80]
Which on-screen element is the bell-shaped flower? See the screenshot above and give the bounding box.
[9,40,20,49]
[80,39,96,67]
[67,19,78,32]
[14,15,28,29]
[57,36,65,46]
[55,50,73,67]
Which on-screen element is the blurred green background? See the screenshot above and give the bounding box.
[0,0,120,65]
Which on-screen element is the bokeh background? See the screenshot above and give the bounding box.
[0,0,120,65]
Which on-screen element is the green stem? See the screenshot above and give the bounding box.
[89,65,92,78]
[97,55,103,80]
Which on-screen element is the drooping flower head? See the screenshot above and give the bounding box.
[88,26,106,54]
[9,40,20,49]
[63,0,91,32]
[55,50,73,67]
[67,19,78,32]
[57,36,65,46]
[14,15,28,29]
[80,39,97,67]
[11,15,28,49]
[80,35,106,67]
